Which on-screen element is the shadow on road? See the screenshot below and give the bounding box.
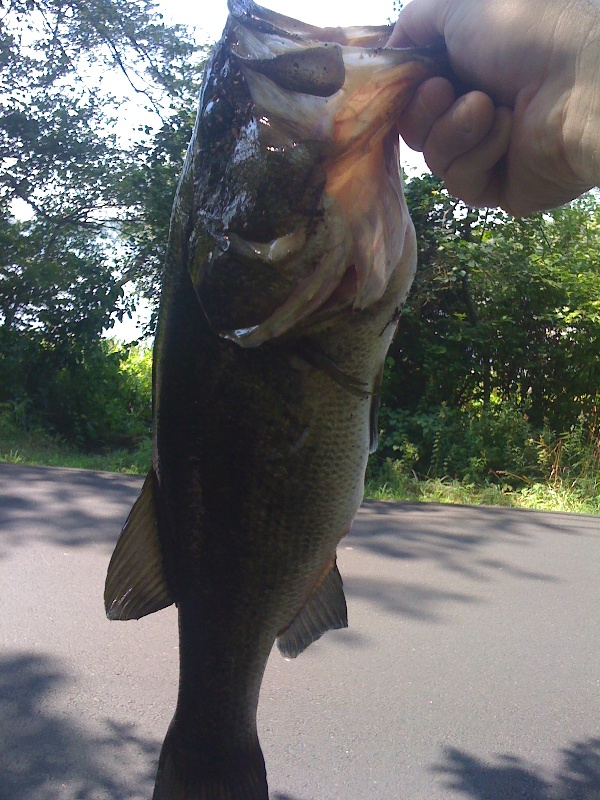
[345,575,477,623]
[0,463,142,557]
[336,500,581,627]
[0,652,160,800]
[433,739,600,800]
[349,500,573,585]
[1,463,596,634]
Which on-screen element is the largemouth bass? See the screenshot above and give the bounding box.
[105,2,448,798]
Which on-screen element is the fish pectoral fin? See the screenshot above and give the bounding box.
[104,471,174,621]
[277,560,348,659]
[296,340,372,399]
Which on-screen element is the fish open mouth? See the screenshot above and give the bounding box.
[215,1,448,347]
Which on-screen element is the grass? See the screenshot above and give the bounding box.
[0,417,151,475]
[1,415,598,515]
[365,469,600,515]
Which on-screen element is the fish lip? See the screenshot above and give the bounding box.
[228,0,450,70]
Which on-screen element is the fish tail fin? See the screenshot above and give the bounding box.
[152,720,268,800]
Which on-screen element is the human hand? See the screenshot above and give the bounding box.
[389,0,600,215]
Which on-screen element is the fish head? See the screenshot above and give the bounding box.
[190,0,449,346]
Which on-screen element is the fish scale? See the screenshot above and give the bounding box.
[104,1,449,798]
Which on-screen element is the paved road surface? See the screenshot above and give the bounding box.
[0,462,598,800]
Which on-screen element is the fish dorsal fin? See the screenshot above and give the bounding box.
[369,390,380,454]
[277,560,347,658]
[369,362,385,454]
[104,471,174,621]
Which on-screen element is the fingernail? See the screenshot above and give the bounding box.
[452,98,474,136]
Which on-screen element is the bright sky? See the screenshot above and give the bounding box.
[160,1,402,43]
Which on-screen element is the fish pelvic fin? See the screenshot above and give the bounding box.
[277,559,348,658]
[104,470,174,621]
[153,721,268,800]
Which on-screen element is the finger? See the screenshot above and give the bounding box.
[441,106,513,208]
[387,19,421,48]
[387,0,449,47]
[423,91,496,176]
[396,77,456,151]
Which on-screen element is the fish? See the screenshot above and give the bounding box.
[104,2,449,798]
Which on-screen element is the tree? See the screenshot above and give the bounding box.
[377,175,600,478]
[0,0,200,211]
[116,100,199,316]
[0,0,206,445]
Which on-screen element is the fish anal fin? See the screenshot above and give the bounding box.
[104,471,174,621]
[277,559,348,659]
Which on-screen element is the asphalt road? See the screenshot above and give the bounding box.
[0,462,598,800]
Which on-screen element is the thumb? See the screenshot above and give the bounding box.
[387,0,448,48]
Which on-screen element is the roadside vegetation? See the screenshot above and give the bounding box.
[1,3,598,515]
[365,421,600,515]
[366,178,600,515]
[0,342,152,474]
[1,333,598,514]
[2,398,598,513]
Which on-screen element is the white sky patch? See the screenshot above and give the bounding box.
[158,0,403,41]
[107,297,153,343]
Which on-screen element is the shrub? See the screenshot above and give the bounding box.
[373,400,541,485]
[0,334,152,452]
[369,398,599,509]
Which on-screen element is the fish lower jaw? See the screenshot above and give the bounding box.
[221,261,359,347]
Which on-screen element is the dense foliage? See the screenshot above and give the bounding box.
[0,0,205,447]
[371,176,600,491]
